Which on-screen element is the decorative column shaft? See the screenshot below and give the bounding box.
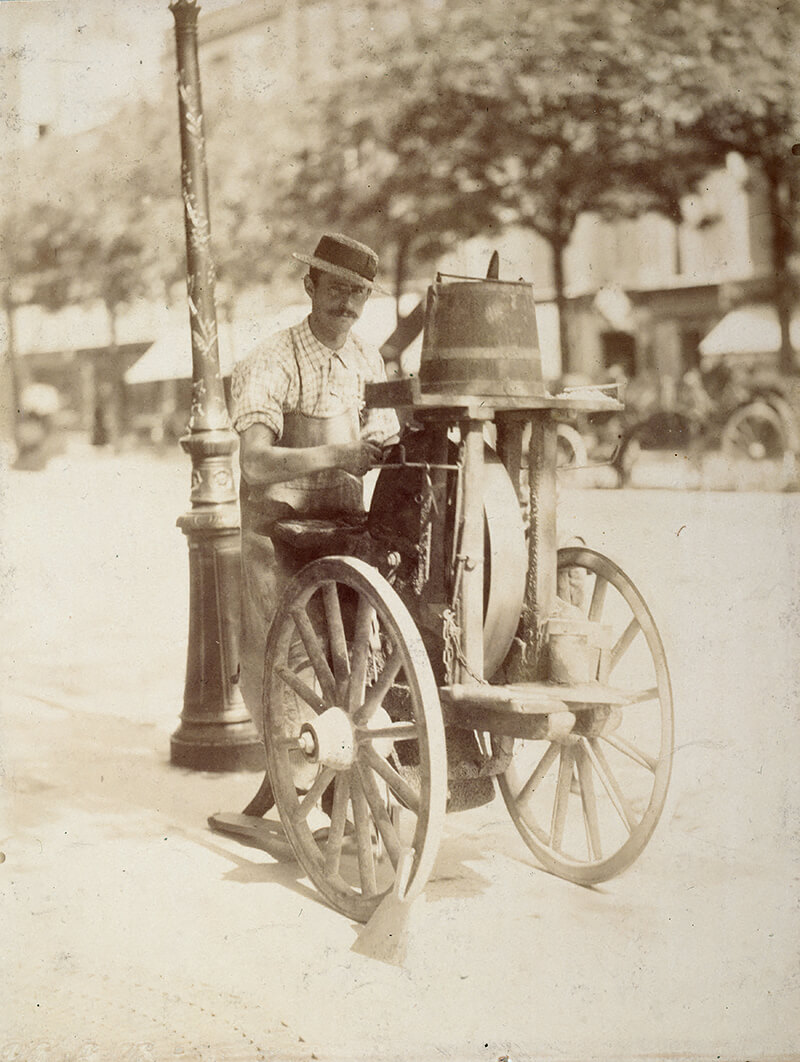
[505,412,557,683]
[521,413,558,679]
[169,0,262,770]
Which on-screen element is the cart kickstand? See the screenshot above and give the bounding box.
[241,771,275,816]
[207,772,292,856]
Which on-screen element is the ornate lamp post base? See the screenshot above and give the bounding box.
[171,733,264,773]
[171,734,264,773]
[170,519,264,768]
[170,431,264,772]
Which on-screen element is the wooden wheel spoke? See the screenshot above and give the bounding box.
[737,420,758,446]
[356,762,402,868]
[359,742,420,813]
[296,767,336,820]
[586,738,635,830]
[550,747,574,852]
[290,606,336,703]
[275,665,326,714]
[588,574,608,621]
[347,596,377,714]
[354,651,402,726]
[575,742,602,860]
[324,772,351,876]
[358,721,419,742]
[517,741,559,806]
[603,733,657,772]
[350,772,378,896]
[626,686,659,705]
[322,581,350,692]
[610,616,641,673]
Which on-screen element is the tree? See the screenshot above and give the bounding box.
[289,0,798,376]
[280,5,504,312]
[374,0,715,371]
[283,0,714,371]
[643,0,800,373]
[0,99,185,436]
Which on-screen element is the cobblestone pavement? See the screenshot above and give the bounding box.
[1,443,798,1061]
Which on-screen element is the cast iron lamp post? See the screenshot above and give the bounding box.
[169,0,262,770]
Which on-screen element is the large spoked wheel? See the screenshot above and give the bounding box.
[263,556,447,923]
[497,546,674,884]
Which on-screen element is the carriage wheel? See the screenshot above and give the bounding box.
[556,423,588,469]
[720,400,790,462]
[497,547,673,884]
[263,556,447,923]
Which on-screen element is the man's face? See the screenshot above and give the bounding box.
[306,271,370,338]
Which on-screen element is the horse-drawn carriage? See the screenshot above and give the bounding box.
[219,267,674,923]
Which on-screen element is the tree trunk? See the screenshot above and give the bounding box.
[766,165,797,376]
[105,302,127,445]
[393,232,410,319]
[1,292,22,454]
[551,237,571,377]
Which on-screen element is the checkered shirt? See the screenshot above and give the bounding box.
[231,316,399,444]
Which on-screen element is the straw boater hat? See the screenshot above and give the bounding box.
[293,232,389,294]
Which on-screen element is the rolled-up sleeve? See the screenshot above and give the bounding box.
[230,333,293,439]
[359,343,400,444]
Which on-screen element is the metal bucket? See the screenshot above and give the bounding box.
[545,617,613,684]
[418,277,545,399]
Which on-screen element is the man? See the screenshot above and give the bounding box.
[230,233,400,728]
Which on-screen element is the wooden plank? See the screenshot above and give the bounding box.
[207,813,294,860]
[365,377,622,413]
[441,701,575,740]
[440,680,635,709]
[441,683,567,715]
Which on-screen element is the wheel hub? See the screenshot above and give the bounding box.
[299,707,355,770]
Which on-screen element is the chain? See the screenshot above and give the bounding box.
[441,553,487,686]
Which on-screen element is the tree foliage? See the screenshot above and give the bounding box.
[3,0,798,373]
[1,98,183,325]
[645,0,800,370]
[283,0,723,367]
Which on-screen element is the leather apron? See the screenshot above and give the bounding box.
[238,345,365,733]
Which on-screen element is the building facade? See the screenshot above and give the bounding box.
[2,0,792,443]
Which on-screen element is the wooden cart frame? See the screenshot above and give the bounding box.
[219,363,675,924]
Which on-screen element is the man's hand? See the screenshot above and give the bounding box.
[335,440,383,477]
[238,424,387,487]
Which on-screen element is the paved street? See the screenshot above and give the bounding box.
[1,443,798,1062]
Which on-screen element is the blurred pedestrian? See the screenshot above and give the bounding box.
[92,382,114,447]
[14,382,60,471]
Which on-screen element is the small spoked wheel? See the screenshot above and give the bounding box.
[497,546,674,884]
[263,556,447,923]
[721,400,789,462]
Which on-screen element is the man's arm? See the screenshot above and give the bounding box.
[239,423,382,488]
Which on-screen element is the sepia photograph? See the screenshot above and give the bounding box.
[1,1,798,1059]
